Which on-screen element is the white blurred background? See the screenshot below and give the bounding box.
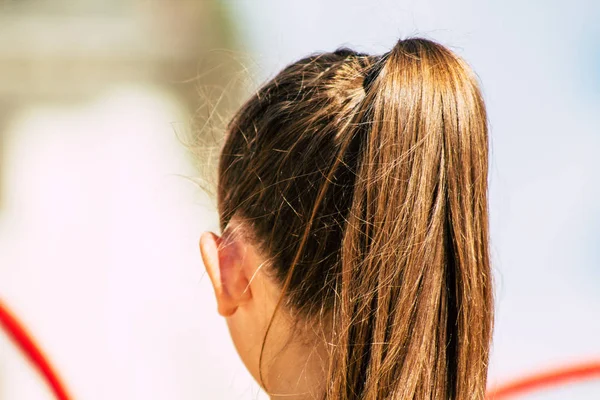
[0,0,599,399]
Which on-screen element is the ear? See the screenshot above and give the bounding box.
[200,231,252,317]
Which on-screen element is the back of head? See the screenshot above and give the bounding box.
[218,38,493,399]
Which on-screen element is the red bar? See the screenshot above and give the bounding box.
[487,361,600,399]
[0,299,72,400]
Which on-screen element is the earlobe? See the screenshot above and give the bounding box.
[200,231,252,317]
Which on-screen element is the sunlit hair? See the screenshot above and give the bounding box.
[217,38,493,399]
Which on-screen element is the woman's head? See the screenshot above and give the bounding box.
[200,38,493,399]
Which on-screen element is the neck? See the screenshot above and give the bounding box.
[263,321,328,399]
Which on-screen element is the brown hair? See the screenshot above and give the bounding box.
[217,38,493,399]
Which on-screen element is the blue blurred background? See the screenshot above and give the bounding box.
[0,0,598,398]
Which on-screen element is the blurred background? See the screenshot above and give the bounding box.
[0,0,598,399]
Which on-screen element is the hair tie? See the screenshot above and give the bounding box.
[362,52,390,93]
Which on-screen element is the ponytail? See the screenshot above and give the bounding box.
[218,38,493,399]
[325,38,493,399]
